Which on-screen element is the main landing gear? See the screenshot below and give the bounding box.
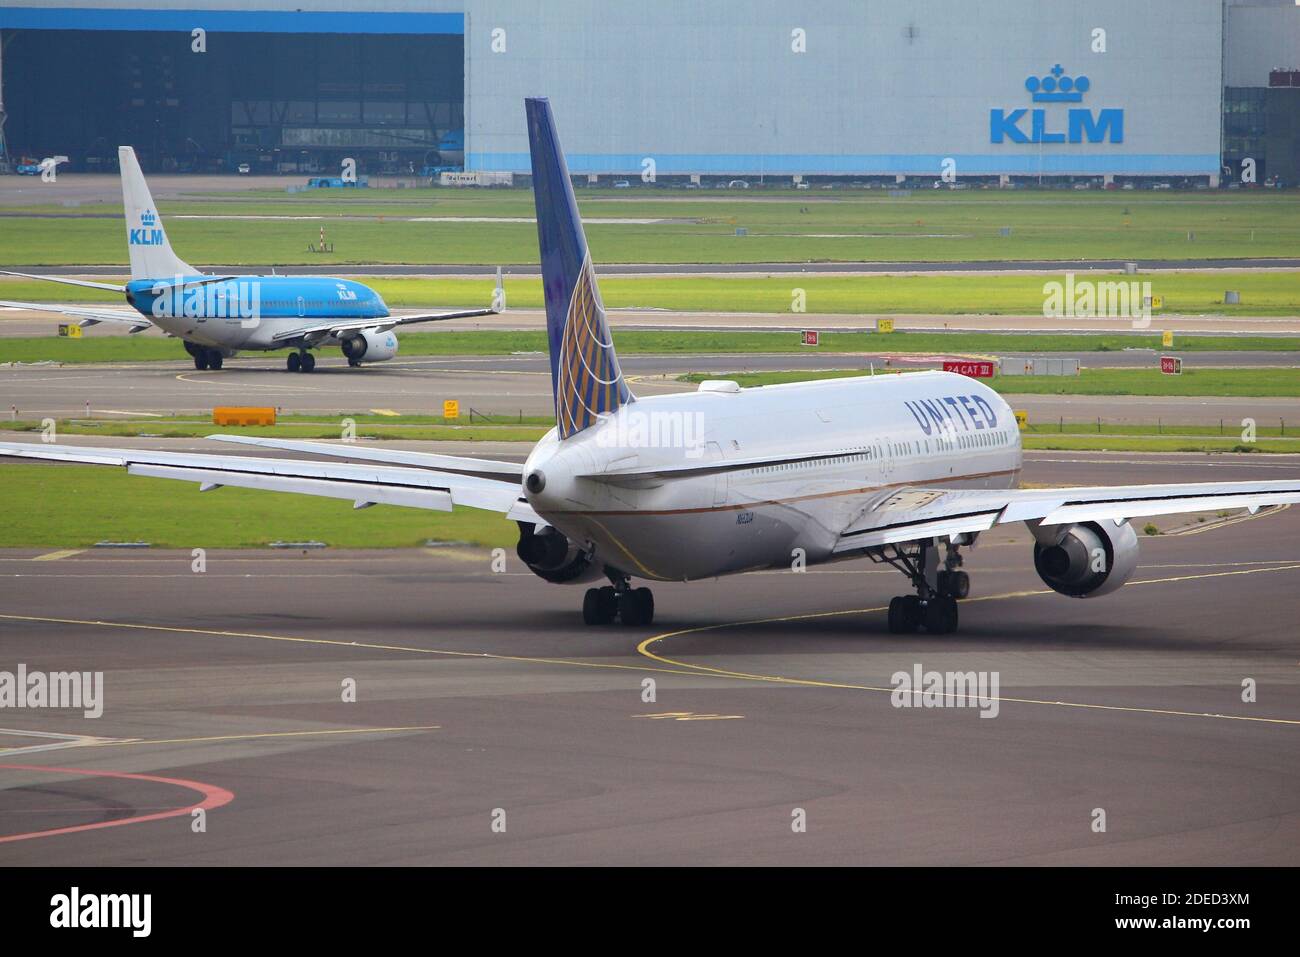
[286,350,316,373]
[582,570,654,627]
[188,346,224,370]
[872,538,971,635]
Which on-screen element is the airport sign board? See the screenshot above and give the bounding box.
[943,360,996,379]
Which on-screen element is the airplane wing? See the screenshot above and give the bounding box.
[0,440,540,523]
[270,268,505,345]
[831,480,1300,552]
[0,300,154,332]
[270,308,501,344]
[0,270,126,292]
[0,269,237,294]
[206,434,525,483]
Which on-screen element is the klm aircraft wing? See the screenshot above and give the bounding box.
[0,440,540,522]
[270,307,500,344]
[0,300,154,332]
[831,481,1300,552]
[270,267,505,344]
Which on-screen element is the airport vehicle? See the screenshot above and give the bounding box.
[6,99,1300,633]
[0,147,502,372]
[305,175,368,188]
[236,163,251,175]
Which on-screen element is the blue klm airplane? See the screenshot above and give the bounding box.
[1,146,503,372]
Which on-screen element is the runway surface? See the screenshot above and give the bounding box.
[0,449,1297,865]
[3,352,1299,426]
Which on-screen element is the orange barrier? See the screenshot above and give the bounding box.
[212,407,276,426]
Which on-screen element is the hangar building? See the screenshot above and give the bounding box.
[1,0,1297,183]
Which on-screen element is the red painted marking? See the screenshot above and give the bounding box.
[0,763,233,844]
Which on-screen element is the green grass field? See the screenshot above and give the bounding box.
[2,188,1296,264]
[678,367,1300,397]
[6,328,1300,366]
[4,270,1298,317]
[0,464,516,548]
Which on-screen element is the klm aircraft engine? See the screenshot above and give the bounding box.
[341,329,399,366]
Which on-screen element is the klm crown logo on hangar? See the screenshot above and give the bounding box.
[991,65,1123,144]
[129,209,163,246]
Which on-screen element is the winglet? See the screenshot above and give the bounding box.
[492,266,505,313]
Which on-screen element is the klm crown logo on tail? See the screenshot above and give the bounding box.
[129,209,164,247]
[525,97,633,439]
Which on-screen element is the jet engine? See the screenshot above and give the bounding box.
[341,329,398,364]
[1033,520,1138,598]
[516,523,602,584]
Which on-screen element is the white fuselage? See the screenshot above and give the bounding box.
[524,370,1022,582]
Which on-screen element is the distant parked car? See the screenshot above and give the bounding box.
[612,180,630,189]
[727,179,750,189]
[795,182,810,190]
[236,163,251,175]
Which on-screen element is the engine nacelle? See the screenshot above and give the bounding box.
[516,524,602,584]
[341,329,398,364]
[1033,520,1138,598]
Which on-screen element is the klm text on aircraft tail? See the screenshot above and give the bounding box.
[1,146,504,372]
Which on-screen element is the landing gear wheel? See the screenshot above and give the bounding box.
[618,587,654,627]
[888,595,922,634]
[194,352,210,370]
[207,350,224,370]
[300,352,316,373]
[937,570,970,599]
[923,597,959,635]
[597,586,618,622]
[286,352,301,373]
[583,588,615,625]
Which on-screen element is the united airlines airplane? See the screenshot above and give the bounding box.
[4,98,1300,633]
[0,146,503,372]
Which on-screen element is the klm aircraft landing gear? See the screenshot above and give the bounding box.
[184,342,223,371]
[583,570,654,627]
[287,350,315,373]
[874,538,963,635]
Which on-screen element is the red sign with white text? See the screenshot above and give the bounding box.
[943,360,996,379]
[801,329,819,346]
[1160,356,1182,375]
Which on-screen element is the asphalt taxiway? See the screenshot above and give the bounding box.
[0,450,1298,865]
[3,352,1299,427]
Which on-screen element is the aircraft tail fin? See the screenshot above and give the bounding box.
[525,97,633,440]
[119,146,198,281]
